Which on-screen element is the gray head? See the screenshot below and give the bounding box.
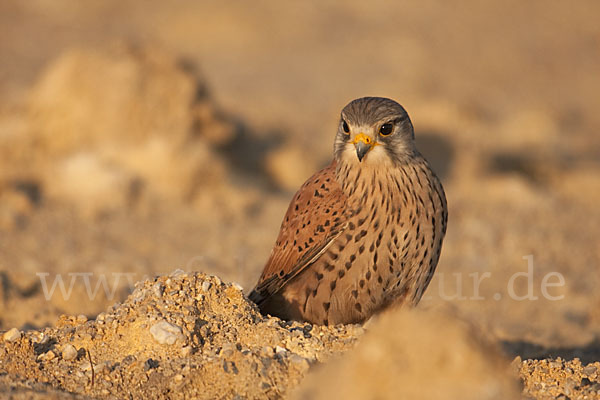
[334,97,416,165]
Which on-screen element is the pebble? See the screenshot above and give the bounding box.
[261,346,273,356]
[289,354,310,369]
[76,315,88,324]
[95,362,109,374]
[549,360,562,369]
[120,355,136,367]
[290,330,305,339]
[82,361,108,374]
[275,346,287,355]
[34,333,50,344]
[583,365,598,376]
[181,346,192,357]
[2,328,21,342]
[220,344,234,357]
[62,344,78,361]
[201,281,212,292]
[144,358,160,371]
[132,288,146,302]
[241,348,251,356]
[38,350,56,362]
[153,283,164,297]
[564,378,577,394]
[150,321,184,345]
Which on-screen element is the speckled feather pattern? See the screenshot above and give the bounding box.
[249,97,448,325]
[250,161,350,302]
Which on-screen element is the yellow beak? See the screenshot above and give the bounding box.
[351,133,377,162]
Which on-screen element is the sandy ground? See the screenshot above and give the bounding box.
[1,1,600,398]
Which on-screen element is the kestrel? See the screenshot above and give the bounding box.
[249,97,447,325]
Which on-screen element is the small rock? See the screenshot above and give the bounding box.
[564,378,577,395]
[289,354,310,370]
[275,346,287,355]
[132,288,146,302]
[76,315,88,324]
[220,344,234,357]
[201,281,212,292]
[38,350,56,362]
[181,346,192,357]
[150,321,184,345]
[153,283,164,297]
[62,344,78,361]
[174,374,184,382]
[144,358,160,371]
[261,346,273,356]
[290,329,305,339]
[223,360,239,374]
[33,333,49,344]
[91,362,108,374]
[583,365,598,376]
[3,328,21,342]
[549,360,562,369]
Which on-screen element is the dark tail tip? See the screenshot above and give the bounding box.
[248,289,264,306]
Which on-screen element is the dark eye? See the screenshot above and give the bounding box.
[342,120,350,134]
[379,123,394,136]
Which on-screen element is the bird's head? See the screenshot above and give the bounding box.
[334,97,416,166]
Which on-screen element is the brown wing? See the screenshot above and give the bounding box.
[249,160,349,305]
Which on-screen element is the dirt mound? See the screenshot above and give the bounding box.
[0,44,242,217]
[3,271,600,399]
[518,358,600,398]
[27,44,227,154]
[0,272,363,399]
[292,307,521,400]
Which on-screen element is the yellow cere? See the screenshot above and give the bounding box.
[351,133,380,147]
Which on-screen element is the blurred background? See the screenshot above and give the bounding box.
[0,0,599,355]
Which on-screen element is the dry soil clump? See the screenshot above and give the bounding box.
[0,272,362,399]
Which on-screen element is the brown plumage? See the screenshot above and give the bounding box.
[249,97,447,325]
